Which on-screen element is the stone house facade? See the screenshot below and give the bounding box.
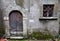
[0,0,60,39]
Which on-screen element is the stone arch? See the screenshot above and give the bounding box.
[9,10,23,36]
[9,10,23,16]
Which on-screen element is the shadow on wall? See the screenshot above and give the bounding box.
[0,9,5,38]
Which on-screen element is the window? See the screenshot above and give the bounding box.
[43,4,54,17]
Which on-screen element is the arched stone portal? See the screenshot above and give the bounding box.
[9,10,23,36]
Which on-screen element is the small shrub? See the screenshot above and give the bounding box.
[43,33,53,40]
[28,31,54,40]
[31,31,43,40]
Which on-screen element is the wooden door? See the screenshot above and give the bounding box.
[9,11,23,36]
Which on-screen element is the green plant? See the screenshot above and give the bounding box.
[28,31,54,40]
[31,31,43,40]
[43,33,53,40]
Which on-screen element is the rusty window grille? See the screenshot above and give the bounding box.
[43,4,54,17]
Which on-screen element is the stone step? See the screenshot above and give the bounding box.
[10,36,24,39]
[10,32,23,34]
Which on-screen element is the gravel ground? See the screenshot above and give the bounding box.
[7,39,59,41]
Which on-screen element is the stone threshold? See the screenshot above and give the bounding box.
[10,36,24,39]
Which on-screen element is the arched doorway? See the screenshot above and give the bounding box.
[9,10,23,36]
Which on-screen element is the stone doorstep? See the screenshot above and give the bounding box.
[10,36,24,39]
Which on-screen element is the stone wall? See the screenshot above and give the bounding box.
[28,0,59,36]
[0,0,29,38]
[0,0,59,38]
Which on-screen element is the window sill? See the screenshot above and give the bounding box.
[39,17,58,20]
